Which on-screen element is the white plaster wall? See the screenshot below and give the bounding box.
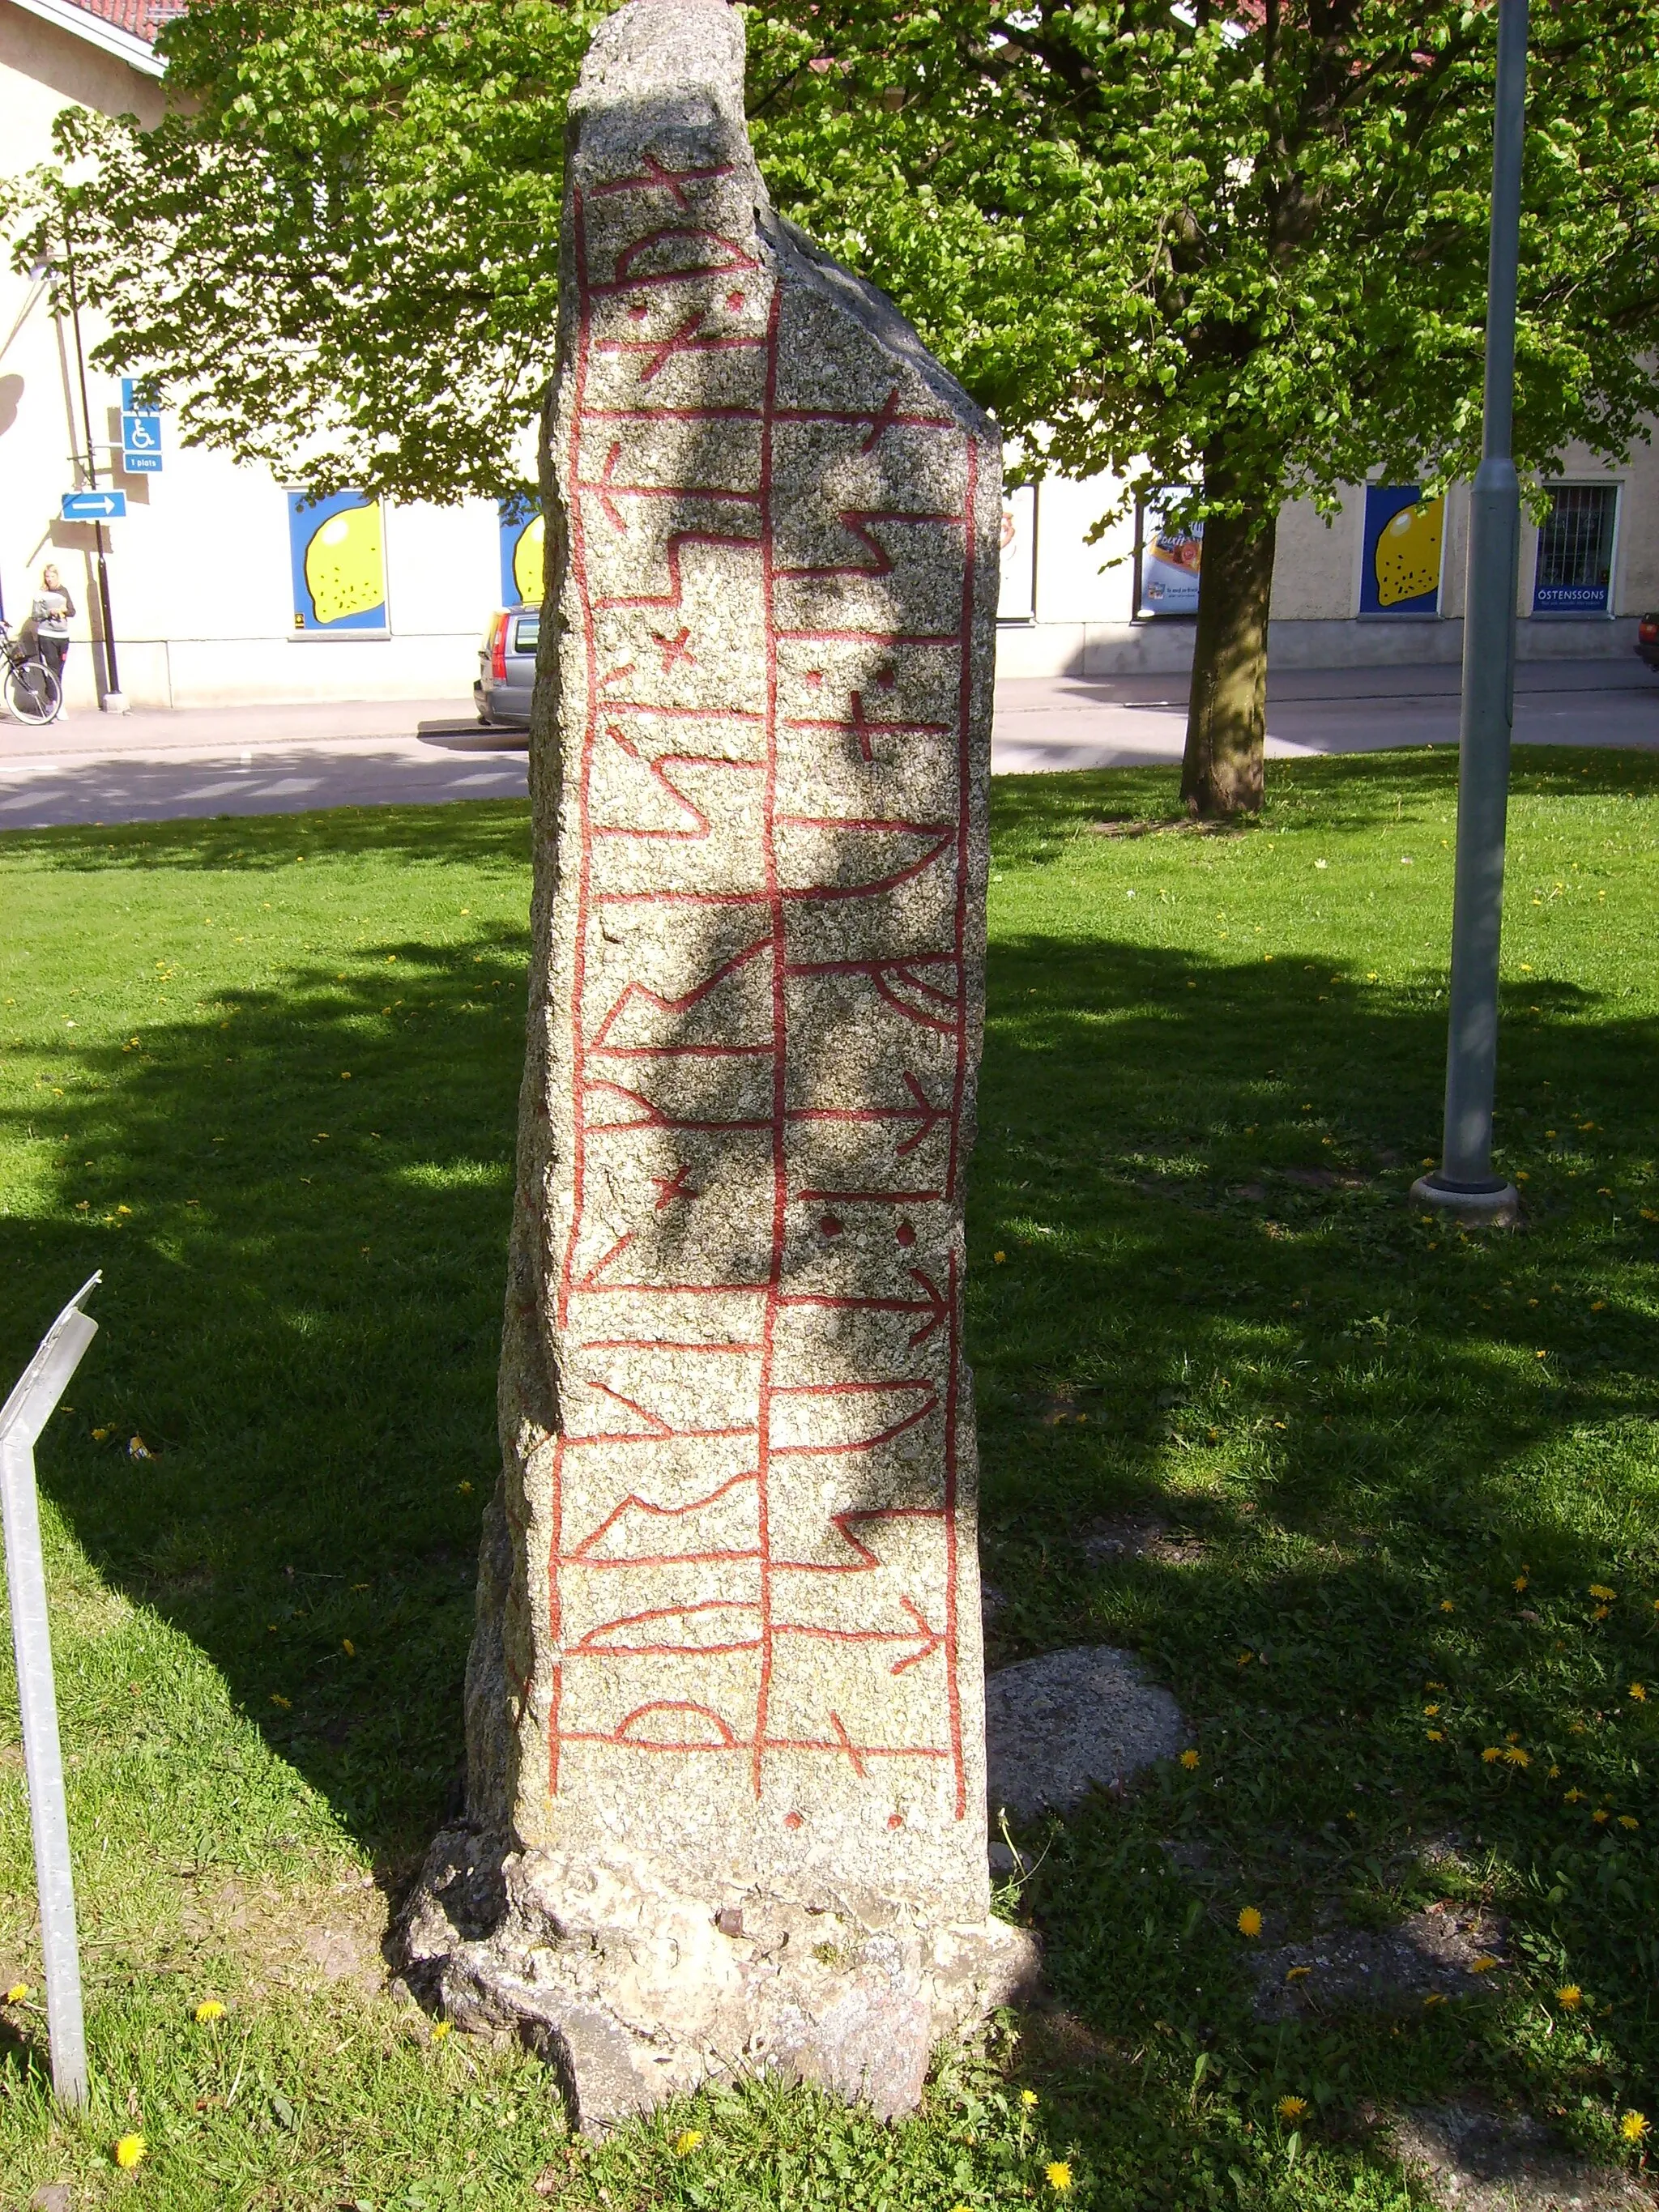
[0,2,512,712]
[4,2,1654,715]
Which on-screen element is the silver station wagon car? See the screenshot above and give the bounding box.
[476,603,539,727]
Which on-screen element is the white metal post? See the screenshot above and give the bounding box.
[0,1274,102,2106]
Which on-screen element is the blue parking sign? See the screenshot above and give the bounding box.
[119,378,163,475]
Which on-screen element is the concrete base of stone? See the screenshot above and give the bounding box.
[1409,1174,1524,1228]
[399,1827,1039,2131]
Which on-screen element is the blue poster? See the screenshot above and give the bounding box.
[287,490,387,633]
[1360,484,1444,615]
[499,499,544,607]
[1136,488,1202,617]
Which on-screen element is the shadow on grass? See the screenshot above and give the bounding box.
[3,769,1659,2154]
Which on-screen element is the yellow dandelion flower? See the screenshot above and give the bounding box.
[194,1999,225,2023]
[1590,1584,1617,1601]
[1482,1746,1502,1763]
[5,1983,32,2004]
[1469,1954,1501,1974]
[1631,1685,1647,1702]
[342,1638,355,1656]
[1286,1967,1311,1983]
[1557,1985,1583,2009]
[1503,1747,1530,1767]
[114,2134,146,2170]
[1021,2089,1039,2109]
[673,2129,705,2157]
[1565,1788,1584,1803]
[993,1251,1006,1264]
[431,2020,452,2041]
[1549,1766,1561,1779]
[270,1693,291,1708]
[1620,1815,1640,1831]
[1179,1749,1200,1770]
[1427,1729,1445,1742]
[1513,1576,1529,1593]
[1623,2112,1649,2146]
[1594,1606,1611,1621]
[1238,1907,1263,1937]
[1593,1809,1611,1824]
[1439,1600,1456,1613]
[1277,2095,1309,2122]
[1045,2161,1074,2195]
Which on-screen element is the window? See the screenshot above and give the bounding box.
[1134,488,1201,618]
[998,484,1036,622]
[1358,484,1444,616]
[512,613,541,654]
[1533,484,1618,616]
[287,491,388,636]
[500,499,544,607]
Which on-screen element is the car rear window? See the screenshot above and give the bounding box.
[512,614,540,654]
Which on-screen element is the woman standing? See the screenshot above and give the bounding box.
[30,565,76,700]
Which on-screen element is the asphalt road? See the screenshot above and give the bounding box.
[2,660,1655,829]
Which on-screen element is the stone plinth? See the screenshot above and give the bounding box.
[403,0,1033,2125]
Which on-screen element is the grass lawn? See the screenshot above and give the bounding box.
[1,746,1657,2208]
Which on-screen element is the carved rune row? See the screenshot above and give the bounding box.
[548,156,980,1817]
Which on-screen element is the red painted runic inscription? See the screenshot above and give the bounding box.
[546,153,984,1831]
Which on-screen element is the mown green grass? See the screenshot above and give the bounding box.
[1,748,1656,2207]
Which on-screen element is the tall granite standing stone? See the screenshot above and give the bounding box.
[403,0,1034,2125]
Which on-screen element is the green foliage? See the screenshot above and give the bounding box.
[753,1,1659,524]
[3,755,1659,2201]
[8,0,1655,523]
[6,1,608,503]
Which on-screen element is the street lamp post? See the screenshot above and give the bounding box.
[1411,0,1529,1229]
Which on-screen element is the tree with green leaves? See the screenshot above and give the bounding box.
[11,0,1659,814]
[752,1,1659,813]
[13,0,607,505]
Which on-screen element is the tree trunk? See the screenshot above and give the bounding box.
[1180,501,1277,818]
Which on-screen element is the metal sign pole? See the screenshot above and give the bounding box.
[61,234,125,714]
[1413,0,1529,1227]
[0,1274,102,2107]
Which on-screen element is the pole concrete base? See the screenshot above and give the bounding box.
[1410,1174,1523,1228]
[99,692,130,715]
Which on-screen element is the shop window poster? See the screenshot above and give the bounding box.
[1137,490,1202,617]
[1360,484,1444,615]
[500,500,546,607]
[288,490,387,633]
[1533,484,1617,615]
[998,485,1036,621]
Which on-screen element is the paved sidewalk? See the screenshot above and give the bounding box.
[2,661,1656,829]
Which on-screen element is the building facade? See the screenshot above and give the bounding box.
[2,0,1653,713]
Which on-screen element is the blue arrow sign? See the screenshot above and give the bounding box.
[61,490,126,522]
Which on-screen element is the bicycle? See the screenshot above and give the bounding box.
[0,618,62,725]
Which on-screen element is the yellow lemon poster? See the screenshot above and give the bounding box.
[1361,484,1443,615]
[498,500,544,607]
[288,491,388,633]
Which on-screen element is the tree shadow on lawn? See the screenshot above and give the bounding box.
[967,914,1659,2132]
[0,795,534,878]
[3,783,1657,2143]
